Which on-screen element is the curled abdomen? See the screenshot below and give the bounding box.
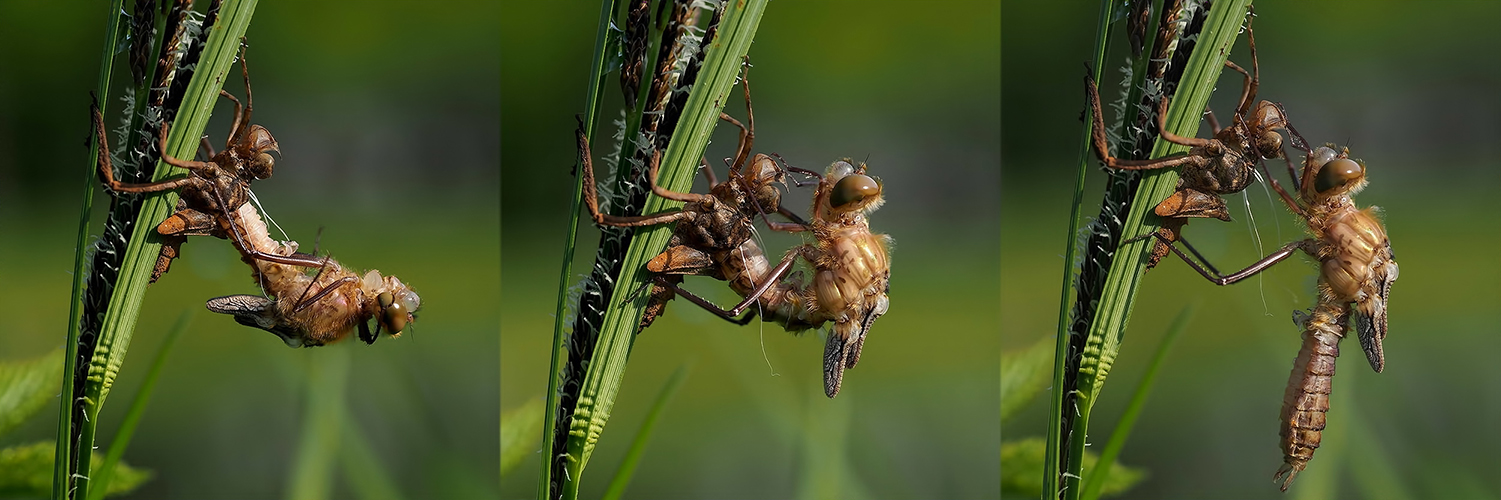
[1275,302,1347,491]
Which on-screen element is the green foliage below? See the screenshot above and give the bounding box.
[500,397,544,477]
[1002,437,1143,499]
[1001,335,1054,423]
[0,350,62,438]
[1,442,149,498]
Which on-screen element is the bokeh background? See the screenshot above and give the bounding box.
[1003,2,1500,499]
[501,2,999,499]
[0,2,499,498]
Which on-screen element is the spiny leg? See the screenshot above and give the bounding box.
[232,38,255,144]
[574,117,702,228]
[1224,60,1255,127]
[655,277,759,326]
[156,121,221,174]
[1150,231,1312,285]
[291,274,359,315]
[92,97,204,194]
[220,90,244,151]
[1205,107,1222,134]
[1152,92,1214,149]
[1084,72,1207,169]
[699,157,720,187]
[1232,7,1261,119]
[722,55,757,179]
[658,252,800,322]
[199,136,217,159]
[1266,156,1310,220]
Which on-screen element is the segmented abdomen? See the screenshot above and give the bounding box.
[1275,301,1347,491]
[722,238,813,330]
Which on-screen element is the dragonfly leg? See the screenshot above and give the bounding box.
[1150,231,1313,285]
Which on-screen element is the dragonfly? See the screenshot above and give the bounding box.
[93,45,421,348]
[1149,137,1398,490]
[576,60,891,397]
[1086,8,1291,266]
[93,41,278,283]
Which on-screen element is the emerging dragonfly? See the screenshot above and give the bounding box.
[93,43,279,283]
[1149,138,1398,490]
[93,50,421,348]
[198,196,422,348]
[576,61,891,397]
[1086,9,1290,266]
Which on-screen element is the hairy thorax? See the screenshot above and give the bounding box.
[1313,204,1387,302]
[812,218,891,319]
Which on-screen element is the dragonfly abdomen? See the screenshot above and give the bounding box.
[1275,301,1347,491]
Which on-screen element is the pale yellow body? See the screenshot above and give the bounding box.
[229,203,419,346]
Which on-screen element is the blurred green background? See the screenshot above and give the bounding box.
[501,2,998,499]
[0,2,499,499]
[1003,2,1500,499]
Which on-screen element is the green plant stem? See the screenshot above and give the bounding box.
[67,3,259,499]
[558,2,767,498]
[287,344,351,500]
[1044,1,1115,497]
[1079,304,1193,500]
[54,1,124,497]
[340,420,407,500]
[539,0,619,498]
[1062,3,1249,500]
[85,310,192,500]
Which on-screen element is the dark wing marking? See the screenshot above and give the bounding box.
[205,294,272,314]
[1355,254,1398,373]
[205,294,308,348]
[822,332,850,399]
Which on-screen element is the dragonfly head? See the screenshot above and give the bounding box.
[360,271,421,339]
[1302,146,1366,201]
[824,159,883,216]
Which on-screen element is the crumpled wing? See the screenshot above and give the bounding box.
[1354,255,1399,373]
[823,332,856,399]
[205,294,307,348]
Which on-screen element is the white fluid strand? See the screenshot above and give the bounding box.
[745,223,779,377]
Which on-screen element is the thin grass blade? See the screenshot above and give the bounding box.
[558,2,767,498]
[54,1,125,495]
[1346,400,1413,500]
[85,309,191,500]
[65,3,259,499]
[1079,304,1194,500]
[1003,437,1144,498]
[1044,1,1117,496]
[600,364,689,500]
[538,0,621,497]
[1055,2,1250,499]
[286,344,351,500]
[1001,335,1057,424]
[339,420,407,500]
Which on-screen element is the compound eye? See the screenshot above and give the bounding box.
[830,174,880,209]
[378,292,409,334]
[1314,158,1363,193]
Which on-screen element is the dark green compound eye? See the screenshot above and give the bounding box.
[1315,158,1363,193]
[831,174,880,208]
[378,292,409,334]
